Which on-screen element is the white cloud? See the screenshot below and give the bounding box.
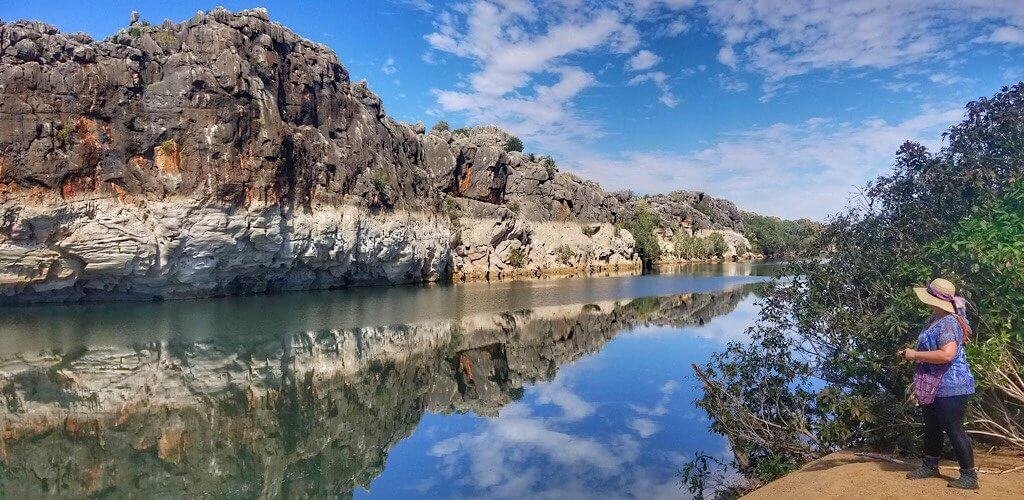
[398,0,432,12]
[928,72,970,86]
[425,2,646,151]
[381,56,397,75]
[664,17,689,37]
[700,0,1024,82]
[716,73,748,92]
[423,0,699,151]
[426,378,695,499]
[629,418,662,438]
[627,71,678,108]
[628,49,662,71]
[988,25,1024,45]
[716,46,736,68]
[534,379,595,422]
[572,106,965,219]
[629,378,681,416]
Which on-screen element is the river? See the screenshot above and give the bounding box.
[0,261,780,498]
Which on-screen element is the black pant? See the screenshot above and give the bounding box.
[922,394,975,471]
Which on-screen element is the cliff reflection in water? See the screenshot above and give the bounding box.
[0,286,755,498]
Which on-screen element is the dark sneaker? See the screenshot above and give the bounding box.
[947,469,979,490]
[906,456,940,479]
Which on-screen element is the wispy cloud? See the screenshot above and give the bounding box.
[416,0,1013,220]
[715,73,748,92]
[630,418,662,438]
[627,71,678,108]
[702,0,1024,84]
[396,0,432,12]
[381,55,397,75]
[573,106,965,219]
[426,375,694,498]
[986,25,1024,45]
[423,0,695,151]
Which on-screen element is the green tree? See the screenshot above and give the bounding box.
[504,136,524,152]
[675,235,710,259]
[621,207,662,267]
[431,120,450,132]
[742,213,820,257]
[691,83,1024,492]
[706,233,728,257]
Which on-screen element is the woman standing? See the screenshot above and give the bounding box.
[899,278,978,490]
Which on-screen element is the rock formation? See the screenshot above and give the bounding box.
[0,8,764,303]
[0,288,754,497]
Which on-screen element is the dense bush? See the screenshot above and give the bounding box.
[507,246,527,268]
[675,234,711,259]
[621,207,662,267]
[742,213,820,257]
[674,232,735,259]
[555,245,577,266]
[707,233,729,257]
[504,136,524,152]
[688,83,1024,493]
[431,120,450,132]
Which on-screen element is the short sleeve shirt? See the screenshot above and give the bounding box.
[916,314,976,397]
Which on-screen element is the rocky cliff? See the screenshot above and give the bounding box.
[0,288,753,497]
[0,8,759,303]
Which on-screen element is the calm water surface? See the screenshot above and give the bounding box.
[0,262,777,498]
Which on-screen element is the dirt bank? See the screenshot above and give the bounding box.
[743,450,1024,499]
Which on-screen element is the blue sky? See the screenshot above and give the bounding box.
[4,1,1024,219]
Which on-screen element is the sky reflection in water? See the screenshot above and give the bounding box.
[0,266,769,498]
[360,294,763,499]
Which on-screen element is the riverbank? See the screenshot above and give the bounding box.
[743,450,1024,499]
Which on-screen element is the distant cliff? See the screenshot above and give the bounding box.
[0,8,767,303]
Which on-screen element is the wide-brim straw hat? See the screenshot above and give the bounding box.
[913,278,956,313]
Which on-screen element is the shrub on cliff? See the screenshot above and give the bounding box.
[689,83,1024,493]
[540,157,557,176]
[507,247,527,268]
[555,245,577,266]
[621,207,661,267]
[504,136,524,152]
[431,120,450,132]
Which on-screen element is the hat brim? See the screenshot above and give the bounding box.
[913,287,955,313]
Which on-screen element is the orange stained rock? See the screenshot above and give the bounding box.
[83,463,105,496]
[154,139,181,174]
[459,352,474,381]
[157,425,186,464]
[458,165,472,194]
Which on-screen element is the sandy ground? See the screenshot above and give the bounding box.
[743,450,1024,499]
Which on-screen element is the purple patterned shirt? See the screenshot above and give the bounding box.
[916,315,976,397]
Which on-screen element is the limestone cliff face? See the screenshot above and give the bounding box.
[0,8,452,302]
[0,289,752,496]
[0,8,765,302]
[425,126,641,281]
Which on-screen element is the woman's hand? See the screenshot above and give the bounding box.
[899,348,918,361]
